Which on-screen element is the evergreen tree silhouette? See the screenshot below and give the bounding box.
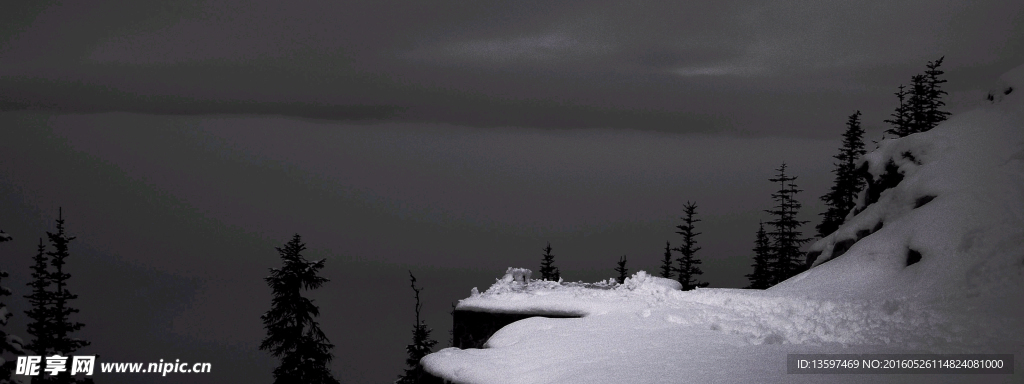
[260,234,340,384]
[817,111,867,238]
[396,272,438,384]
[907,74,929,134]
[539,243,560,281]
[744,222,772,289]
[885,57,950,137]
[0,230,24,384]
[46,208,89,362]
[658,242,674,279]
[884,84,912,138]
[614,255,628,284]
[923,56,950,130]
[673,202,708,290]
[24,238,54,363]
[765,164,810,285]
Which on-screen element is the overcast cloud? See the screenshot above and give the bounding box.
[2,0,1022,134]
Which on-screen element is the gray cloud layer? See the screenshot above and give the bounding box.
[3,0,1022,135]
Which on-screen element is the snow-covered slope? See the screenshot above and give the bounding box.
[782,64,1024,302]
[422,65,1024,384]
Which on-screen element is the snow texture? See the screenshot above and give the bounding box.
[503,267,533,284]
[422,65,1024,383]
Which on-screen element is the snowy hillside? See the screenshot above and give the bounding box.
[422,66,1024,384]
[785,64,1024,301]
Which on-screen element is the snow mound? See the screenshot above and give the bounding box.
[502,267,532,283]
[783,63,1024,302]
[621,270,682,292]
[456,270,674,316]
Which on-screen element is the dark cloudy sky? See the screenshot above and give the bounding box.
[1,1,1022,383]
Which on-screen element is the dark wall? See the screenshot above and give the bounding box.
[452,309,581,349]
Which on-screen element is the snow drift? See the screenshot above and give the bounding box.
[422,65,1024,384]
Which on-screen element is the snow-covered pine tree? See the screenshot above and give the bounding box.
[0,230,25,384]
[539,243,560,281]
[765,164,810,285]
[817,111,867,238]
[614,255,628,284]
[923,56,951,130]
[673,201,708,290]
[884,84,912,138]
[396,271,438,384]
[260,234,339,384]
[659,242,673,279]
[744,222,772,289]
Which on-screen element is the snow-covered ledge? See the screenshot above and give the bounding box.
[451,268,680,349]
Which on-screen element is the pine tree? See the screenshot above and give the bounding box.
[817,111,867,238]
[884,85,912,138]
[923,56,950,130]
[396,272,438,384]
[260,234,340,384]
[1,230,25,384]
[673,201,708,290]
[539,243,560,281]
[744,222,772,289]
[24,238,53,361]
[765,164,810,285]
[46,208,89,361]
[907,74,929,135]
[658,242,674,279]
[614,255,628,284]
[885,57,950,137]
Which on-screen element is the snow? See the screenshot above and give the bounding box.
[422,65,1024,383]
[502,267,533,284]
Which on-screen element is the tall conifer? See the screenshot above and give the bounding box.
[885,57,950,137]
[397,272,438,384]
[765,164,810,285]
[884,85,912,138]
[539,243,560,281]
[744,222,772,289]
[817,111,867,238]
[907,74,929,135]
[923,56,950,129]
[673,202,708,290]
[261,234,339,384]
[659,242,674,279]
[0,231,24,384]
[24,238,53,361]
[46,209,89,359]
[614,255,628,284]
